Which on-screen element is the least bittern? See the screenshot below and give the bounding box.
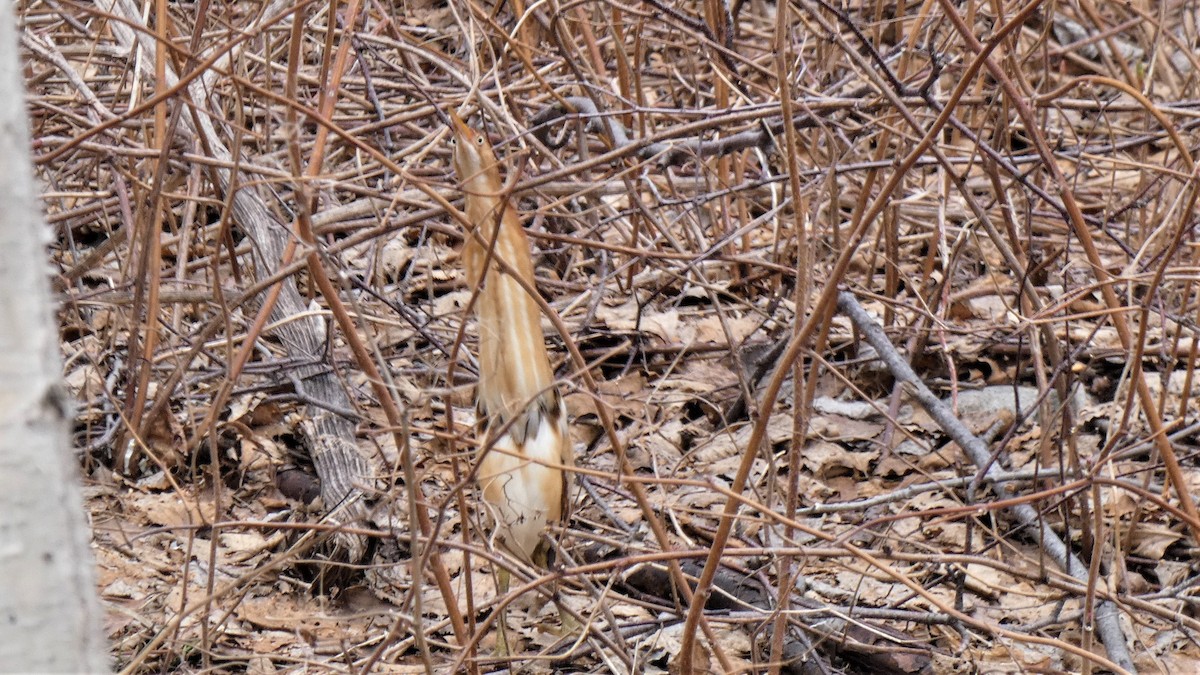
[448,112,572,652]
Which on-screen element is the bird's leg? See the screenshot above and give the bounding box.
[495,566,512,658]
[543,542,578,636]
[552,593,579,636]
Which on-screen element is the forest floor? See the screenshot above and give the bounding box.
[22,0,1200,672]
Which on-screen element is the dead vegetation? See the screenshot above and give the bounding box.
[23,0,1200,672]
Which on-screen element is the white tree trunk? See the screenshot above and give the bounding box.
[0,1,107,670]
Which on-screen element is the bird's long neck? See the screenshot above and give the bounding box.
[459,155,557,429]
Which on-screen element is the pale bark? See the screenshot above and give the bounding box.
[0,0,108,671]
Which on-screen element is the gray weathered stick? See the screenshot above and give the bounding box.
[837,290,1135,674]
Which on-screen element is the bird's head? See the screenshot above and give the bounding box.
[449,112,500,189]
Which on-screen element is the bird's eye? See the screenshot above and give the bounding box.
[449,136,456,145]
[476,136,485,145]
